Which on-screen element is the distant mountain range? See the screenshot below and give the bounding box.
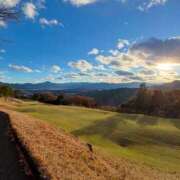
[1,81,142,91]
[0,80,179,107]
[1,80,180,91]
[153,80,180,90]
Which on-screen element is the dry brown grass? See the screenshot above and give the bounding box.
[1,107,180,180]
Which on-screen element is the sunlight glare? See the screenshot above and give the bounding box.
[156,63,175,70]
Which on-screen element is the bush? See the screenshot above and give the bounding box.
[0,85,14,99]
[68,95,97,108]
[33,92,57,104]
[32,92,97,108]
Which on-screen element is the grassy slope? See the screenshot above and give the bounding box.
[2,100,180,173]
[2,108,124,179]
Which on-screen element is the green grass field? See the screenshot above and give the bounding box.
[7,100,180,173]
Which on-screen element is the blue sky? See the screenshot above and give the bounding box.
[0,0,180,83]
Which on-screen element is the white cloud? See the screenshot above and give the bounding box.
[96,53,138,69]
[34,69,42,73]
[94,64,106,70]
[9,64,33,73]
[148,0,167,8]
[88,48,99,55]
[22,2,38,19]
[96,55,113,65]
[109,49,119,56]
[117,39,129,49]
[94,36,180,83]
[138,0,168,11]
[0,0,20,8]
[0,20,6,28]
[115,70,134,76]
[64,0,168,10]
[58,36,180,83]
[139,69,156,76]
[130,37,180,64]
[39,18,62,27]
[68,59,93,72]
[96,36,180,72]
[64,0,98,7]
[51,65,61,73]
[64,72,79,79]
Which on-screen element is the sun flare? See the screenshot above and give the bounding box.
[156,63,175,70]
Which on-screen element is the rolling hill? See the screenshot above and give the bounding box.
[80,88,137,106]
[2,99,180,175]
[1,99,180,179]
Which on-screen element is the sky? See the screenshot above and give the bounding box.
[0,0,180,84]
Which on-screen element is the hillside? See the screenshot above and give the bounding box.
[1,108,121,179]
[154,80,180,90]
[80,88,137,106]
[1,100,180,174]
[1,101,180,179]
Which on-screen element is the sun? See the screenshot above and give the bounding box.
[156,63,175,70]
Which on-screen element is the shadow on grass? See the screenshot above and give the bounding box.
[119,113,159,126]
[72,113,180,147]
[171,118,180,129]
[0,112,27,179]
[17,108,37,113]
[72,115,138,147]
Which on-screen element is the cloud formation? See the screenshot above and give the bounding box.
[9,64,33,73]
[0,20,6,28]
[22,2,38,19]
[90,36,180,83]
[63,0,168,10]
[68,59,93,72]
[51,65,61,73]
[138,0,168,11]
[39,18,62,27]
[117,39,129,49]
[0,0,20,8]
[88,48,99,55]
[64,0,97,7]
[96,53,137,69]
[115,70,134,76]
[130,37,180,64]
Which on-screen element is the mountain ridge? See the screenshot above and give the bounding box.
[1,80,180,91]
[0,81,142,91]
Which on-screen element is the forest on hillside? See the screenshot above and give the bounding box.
[121,83,180,118]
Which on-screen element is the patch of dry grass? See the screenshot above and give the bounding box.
[1,108,120,179]
[1,107,180,180]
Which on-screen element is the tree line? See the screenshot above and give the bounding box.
[2,83,180,118]
[32,92,97,108]
[0,85,97,108]
[120,83,180,118]
[0,85,14,99]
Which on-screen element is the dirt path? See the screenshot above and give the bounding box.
[0,112,27,180]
